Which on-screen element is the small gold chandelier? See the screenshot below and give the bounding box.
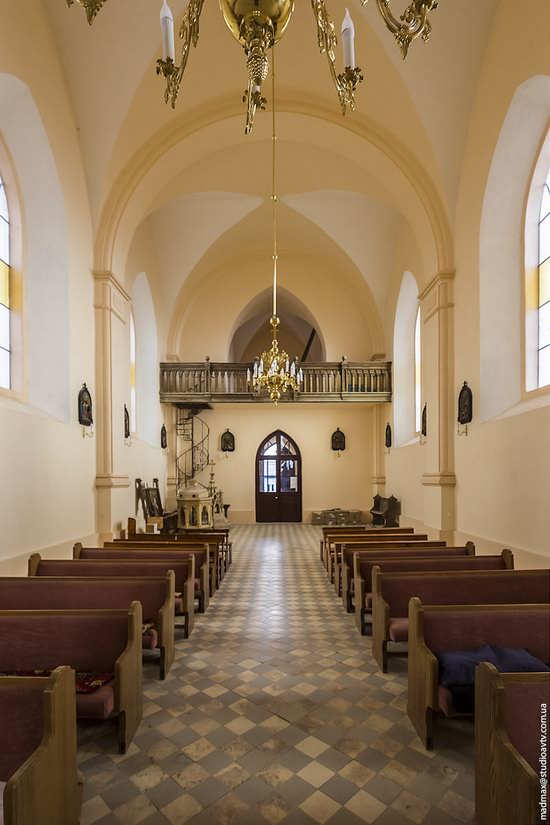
[247,52,303,405]
[65,0,438,134]
[250,316,303,404]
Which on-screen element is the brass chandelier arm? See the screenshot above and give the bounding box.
[243,82,267,136]
[310,0,363,115]
[156,0,205,109]
[361,0,438,59]
[65,0,108,25]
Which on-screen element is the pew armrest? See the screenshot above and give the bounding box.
[115,602,143,753]
[407,598,439,750]
[2,667,80,825]
[158,573,176,680]
[475,664,542,825]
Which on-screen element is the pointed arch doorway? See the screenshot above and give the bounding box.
[255,431,302,523]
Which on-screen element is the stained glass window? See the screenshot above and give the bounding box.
[414,306,421,432]
[0,175,10,389]
[539,165,550,388]
[130,312,136,432]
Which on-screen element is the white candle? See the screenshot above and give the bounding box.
[160,0,175,62]
[341,8,355,69]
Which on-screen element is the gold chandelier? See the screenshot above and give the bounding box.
[65,0,438,133]
[246,52,303,405]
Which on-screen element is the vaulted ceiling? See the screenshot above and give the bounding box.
[41,0,499,357]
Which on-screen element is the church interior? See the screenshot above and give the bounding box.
[0,1,549,823]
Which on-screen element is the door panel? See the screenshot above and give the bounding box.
[256,431,302,523]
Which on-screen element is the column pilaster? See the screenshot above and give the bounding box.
[419,271,456,533]
[94,271,131,538]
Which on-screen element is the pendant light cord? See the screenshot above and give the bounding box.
[271,46,278,321]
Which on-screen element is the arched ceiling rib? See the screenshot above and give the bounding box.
[43,0,497,225]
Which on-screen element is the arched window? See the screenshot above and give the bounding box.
[129,311,137,433]
[0,173,10,389]
[414,306,421,432]
[538,163,550,387]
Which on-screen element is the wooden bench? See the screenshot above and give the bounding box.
[320,527,413,567]
[327,533,436,584]
[0,603,142,754]
[407,600,550,749]
[179,528,233,570]
[341,544,475,612]
[125,523,233,573]
[29,555,195,639]
[475,662,550,825]
[75,543,209,613]
[354,550,511,633]
[110,536,222,593]
[0,575,175,680]
[372,568,550,672]
[333,538,446,594]
[0,666,81,825]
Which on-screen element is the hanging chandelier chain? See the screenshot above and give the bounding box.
[271,46,278,321]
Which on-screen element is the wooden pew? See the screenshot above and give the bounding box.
[29,555,195,639]
[0,603,142,754]
[103,540,215,599]
[372,568,550,672]
[475,662,550,825]
[320,527,414,569]
[354,550,511,632]
[319,526,369,562]
[0,667,80,825]
[407,600,550,749]
[109,537,221,593]
[341,544,475,612]
[75,543,209,613]
[0,575,175,680]
[180,528,232,569]
[126,519,232,568]
[333,538,447,594]
[326,533,433,583]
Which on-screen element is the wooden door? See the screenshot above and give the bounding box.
[256,431,302,523]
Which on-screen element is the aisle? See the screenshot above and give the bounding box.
[79,525,474,825]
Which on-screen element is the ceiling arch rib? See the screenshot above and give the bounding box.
[157,196,387,359]
[94,104,454,288]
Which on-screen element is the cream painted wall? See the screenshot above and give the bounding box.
[188,405,374,523]
[0,1,96,568]
[452,0,550,559]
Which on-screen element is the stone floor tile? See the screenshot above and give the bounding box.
[345,789,387,823]
[300,790,341,824]
[74,526,480,825]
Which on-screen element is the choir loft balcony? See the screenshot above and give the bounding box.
[159,360,392,404]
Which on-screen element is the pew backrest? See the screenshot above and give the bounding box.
[0,574,174,624]
[374,568,550,618]
[76,546,206,573]
[409,599,550,664]
[348,545,475,578]
[356,552,512,592]
[0,603,141,674]
[30,555,195,597]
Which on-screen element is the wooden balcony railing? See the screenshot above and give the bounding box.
[160,360,392,404]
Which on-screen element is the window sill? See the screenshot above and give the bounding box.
[394,435,421,448]
[493,391,550,422]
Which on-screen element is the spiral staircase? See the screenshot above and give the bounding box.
[175,410,210,496]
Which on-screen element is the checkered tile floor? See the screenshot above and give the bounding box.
[78,525,475,825]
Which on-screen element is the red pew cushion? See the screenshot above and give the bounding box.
[389,618,408,642]
[76,685,115,719]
